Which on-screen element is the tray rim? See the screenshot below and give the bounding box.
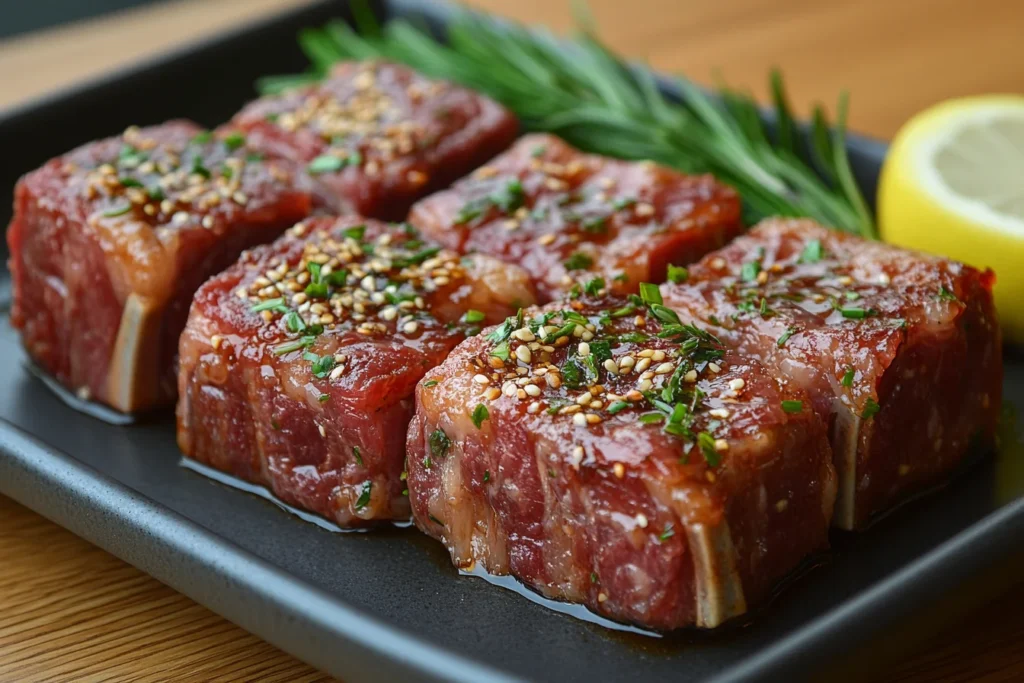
[1,1,1021,681]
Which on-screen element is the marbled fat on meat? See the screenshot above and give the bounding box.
[177,216,535,526]
[231,61,519,220]
[662,218,1002,529]
[407,291,835,628]
[409,133,743,301]
[7,121,318,412]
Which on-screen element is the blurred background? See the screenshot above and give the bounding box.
[2,0,1023,139]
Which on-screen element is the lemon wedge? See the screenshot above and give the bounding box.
[879,95,1024,343]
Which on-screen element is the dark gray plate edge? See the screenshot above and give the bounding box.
[0,419,518,683]
[712,494,1024,682]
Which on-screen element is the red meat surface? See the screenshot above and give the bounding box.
[230,61,519,220]
[177,216,535,526]
[7,121,318,412]
[407,292,835,629]
[662,218,1002,529]
[408,133,743,301]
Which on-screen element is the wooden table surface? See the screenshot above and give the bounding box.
[2,0,1023,681]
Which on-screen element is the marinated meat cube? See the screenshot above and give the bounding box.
[406,291,835,629]
[7,121,319,412]
[177,217,535,526]
[408,133,742,301]
[662,219,1002,529]
[231,61,519,220]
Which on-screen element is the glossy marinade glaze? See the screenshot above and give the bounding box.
[177,216,535,526]
[230,61,519,221]
[408,133,743,301]
[662,219,1002,529]
[7,121,320,413]
[406,289,835,628]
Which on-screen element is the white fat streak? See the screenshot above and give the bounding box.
[687,522,747,628]
[830,402,862,530]
[107,293,163,412]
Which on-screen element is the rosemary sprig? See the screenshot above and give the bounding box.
[257,3,876,238]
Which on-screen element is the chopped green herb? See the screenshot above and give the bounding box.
[667,265,688,284]
[471,404,490,429]
[223,132,246,150]
[424,379,439,388]
[583,277,606,296]
[607,401,630,415]
[561,357,584,388]
[191,130,213,145]
[841,367,855,387]
[354,481,372,510]
[839,307,877,319]
[483,470,491,482]
[318,393,330,403]
[777,326,797,347]
[639,282,663,305]
[490,340,511,362]
[118,177,144,188]
[251,297,288,314]
[639,412,665,424]
[353,446,363,466]
[101,204,132,217]
[283,311,307,334]
[272,335,317,355]
[581,215,608,233]
[781,400,804,414]
[342,225,366,241]
[861,397,881,420]
[659,524,675,541]
[697,431,720,467]
[118,143,147,167]
[563,251,593,271]
[937,286,958,302]
[463,309,485,324]
[845,291,860,301]
[799,239,823,263]
[612,196,636,210]
[146,185,164,202]
[429,429,451,458]
[530,144,547,158]
[303,351,336,378]
[307,154,344,174]
[741,260,761,282]
[191,156,211,179]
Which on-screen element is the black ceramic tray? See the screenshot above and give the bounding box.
[1,2,1022,682]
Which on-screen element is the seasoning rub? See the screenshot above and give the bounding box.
[406,287,835,629]
[177,216,535,527]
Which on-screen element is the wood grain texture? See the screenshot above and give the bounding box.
[1,0,1023,681]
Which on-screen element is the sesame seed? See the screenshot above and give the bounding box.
[633,315,646,327]
[637,379,654,392]
[329,366,345,380]
[403,321,419,334]
[232,191,248,205]
[603,359,619,374]
[709,408,730,419]
[635,514,648,529]
[899,464,910,475]
[585,413,602,425]
[580,331,594,342]
[684,369,698,382]
[729,378,745,391]
[638,350,654,358]
[714,439,729,452]
[560,404,582,415]
[538,234,556,246]
[210,334,223,350]
[625,390,643,402]
[575,392,592,406]
[484,387,501,401]
[651,350,666,362]
[598,592,608,603]
[513,328,536,342]
[635,358,651,373]
[515,346,532,363]
[546,374,562,389]
[573,413,587,427]
[654,362,674,375]
[525,384,541,397]
[775,499,789,512]
[473,374,490,385]
[613,463,625,479]
[618,356,635,370]
[577,342,591,356]
[710,257,726,270]
[503,382,518,397]
[318,424,326,437]
[527,401,541,414]
[708,362,722,374]
[635,202,655,217]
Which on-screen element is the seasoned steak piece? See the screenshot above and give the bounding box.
[7,121,318,412]
[407,290,835,629]
[662,219,1002,529]
[177,217,535,526]
[231,61,518,220]
[408,133,742,301]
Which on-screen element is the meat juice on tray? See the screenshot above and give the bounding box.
[7,121,321,413]
[406,287,835,629]
[662,219,1002,529]
[176,216,535,526]
[230,61,519,221]
[409,133,743,301]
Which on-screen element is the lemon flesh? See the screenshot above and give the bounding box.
[879,95,1024,343]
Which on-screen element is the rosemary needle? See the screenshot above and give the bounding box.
[257,2,876,239]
